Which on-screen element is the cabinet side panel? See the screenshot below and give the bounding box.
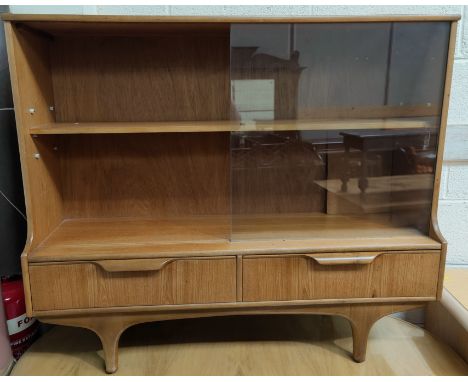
[5,22,64,315]
[5,25,63,248]
[431,21,458,300]
[5,23,62,296]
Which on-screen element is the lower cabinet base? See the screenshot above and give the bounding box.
[38,302,424,373]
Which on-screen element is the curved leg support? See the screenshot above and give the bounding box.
[95,324,126,373]
[85,316,135,373]
[346,305,382,363]
[40,314,134,374]
[38,302,425,372]
[349,318,373,362]
[344,303,422,363]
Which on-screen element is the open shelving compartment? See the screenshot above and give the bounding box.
[10,19,450,263]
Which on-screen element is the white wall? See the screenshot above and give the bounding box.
[9,5,468,266]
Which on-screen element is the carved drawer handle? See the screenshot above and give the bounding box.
[94,258,174,272]
[305,253,381,265]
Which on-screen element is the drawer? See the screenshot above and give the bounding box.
[242,251,440,302]
[29,257,237,311]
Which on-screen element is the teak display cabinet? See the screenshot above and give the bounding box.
[3,13,459,373]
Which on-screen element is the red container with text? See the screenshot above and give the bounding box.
[1,277,39,360]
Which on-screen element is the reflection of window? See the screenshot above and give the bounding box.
[231,79,274,121]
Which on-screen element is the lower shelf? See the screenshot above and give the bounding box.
[29,213,441,262]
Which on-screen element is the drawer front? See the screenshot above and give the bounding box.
[242,251,440,302]
[30,257,237,311]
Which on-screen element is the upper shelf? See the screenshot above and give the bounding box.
[30,118,434,135]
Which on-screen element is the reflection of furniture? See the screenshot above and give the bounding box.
[231,47,304,120]
[3,13,458,374]
[315,174,434,213]
[231,132,325,214]
[340,128,438,194]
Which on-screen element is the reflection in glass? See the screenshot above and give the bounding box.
[230,22,449,241]
[231,22,450,121]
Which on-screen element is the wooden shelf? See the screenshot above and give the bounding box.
[29,118,434,135]
[29,214,441,262]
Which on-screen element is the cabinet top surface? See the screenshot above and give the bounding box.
[1,13,461,23]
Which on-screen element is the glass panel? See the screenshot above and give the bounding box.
[230,22,450,242]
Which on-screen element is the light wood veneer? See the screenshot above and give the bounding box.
[30,118,433,135]
[29,257,237,310]
[242,251,440,301]
[3,13,458,373]
[28,215,441,262]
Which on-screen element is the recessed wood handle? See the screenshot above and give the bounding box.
[94,258,174,272]
[305,253,381,265]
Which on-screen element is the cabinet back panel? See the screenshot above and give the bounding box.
[231,131,326,215]
[51,33,230,122]
[60,133,230,218]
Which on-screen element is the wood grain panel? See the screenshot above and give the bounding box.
[242,251,440,302]
[29,257,237,310]
[23,22,230,37]
[59,133,230,219]
[231,131,326,215]
[5,22,64,316]
[29,117,433,135]
[27,214,441,263]
[430,22,459,299]
[51,33,229,122]
[5,23,63,247]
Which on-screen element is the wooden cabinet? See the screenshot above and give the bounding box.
[3,13,458,373]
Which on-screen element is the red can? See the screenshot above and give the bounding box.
[1,278,39,360]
